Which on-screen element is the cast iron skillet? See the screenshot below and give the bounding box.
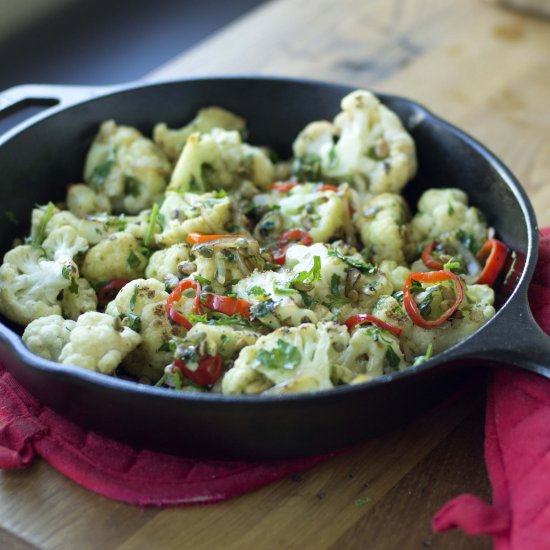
[0,77,548,459]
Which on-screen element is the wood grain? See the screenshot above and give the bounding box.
[2,0,549,548]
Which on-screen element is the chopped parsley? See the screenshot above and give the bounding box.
[144,203,160,248]
[129,284,139,312]
[68,277,79,295]
[157,341,176,353]
[186,313,209,325]
[328,248,376,274]
[250,299,275,318]
[330,273,341,296]
[448,202,455,216]
[32,202,55,246]
[273,283,299,295]
[89,150,115,192]
[127,250,141,270]
[193,274,211,287]
[455,229,478,255]
[248,286,267,296]
[127,313,141,332]
[385,346,401,370]
[61,264,71,280]
[257,339,301,370]
[328,146,338,169]
[413,343,434,366]
[291,255,322,288]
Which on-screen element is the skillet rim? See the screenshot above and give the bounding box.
[0,75,539,405]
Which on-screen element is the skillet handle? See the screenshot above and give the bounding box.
[464,296,550,379]
[0,84,114,137]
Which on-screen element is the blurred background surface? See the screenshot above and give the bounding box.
[0,0,266,89]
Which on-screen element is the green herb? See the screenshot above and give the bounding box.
[32,202,55,246]
[139,246,151,258]
[448,202,455,216]
[248,286,267,296]
[211,190,227,199]
[173,368,183,390]
[324,294,348,307]
[89,151,115,191]
[408,279,423,295]
[157,341,176,353]
[208,312,256,330]
[127,250,141,270]
[68,277,79,295]
[62,264,71,280]
[328,248,376,274]
[455,229,478,255]
[385,346,401,370]
[443,257,461,272]
[4,210,18,225]
[194,274,211,286]
[413,343,433,366]
[127,313,141,332]
[294,154,322,182]
[291,255,322,288]
[186,313,209,325]
[330,274,341,296]
[328,146,338,169]
[355,496,373,507]
[299,291,317,308]
[273,283,299,295]
[156,211,166,231]
[144,203,160,248]
[124,177,141,197]
[127,286,138,314]
[257,339,301,370]
[154,372,169,387]
[367,145,380,160]
[250,300,275,319]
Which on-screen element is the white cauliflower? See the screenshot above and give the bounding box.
[59,312,141,374]
[222,322,348,395]
[0,245,78,325]
[42,226,89,261]
[155,191,233,247]
[104,278,182,382]
[409,188,488,254]
[178,322,259,361]
[84,120,171,214]
[253,183,351,243]
[61,277,98,320]
[66,183,112,218]
[293,90,417,194]
[22,315,76,361]
[145,244,192,285]
[168,128,275,194]
[153,106,246,161]
[81,232,148,284]
[340,324,406,380]
[355,193,410,264]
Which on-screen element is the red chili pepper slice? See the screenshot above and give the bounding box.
[273,228,314,265]
[97,278,130,307]
[421,241,444,271]
[174,354,225,387]
[476,238,508,286]
[202,294,252,318]
[319,184,338,192]
[403,270,464,328]
[187,232,245,245]
[271,181,298,192]
[165,280,203,329]
[344,314,403,337]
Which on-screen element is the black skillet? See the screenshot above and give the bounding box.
[0,77,548,459]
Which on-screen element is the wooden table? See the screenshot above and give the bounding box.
[2,1,549,548]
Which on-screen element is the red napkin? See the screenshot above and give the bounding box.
[433,227,550,550]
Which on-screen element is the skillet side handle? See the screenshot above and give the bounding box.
[468,301,550,379]
[0,84,114,137]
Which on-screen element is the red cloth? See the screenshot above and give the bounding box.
[433,227,550,550]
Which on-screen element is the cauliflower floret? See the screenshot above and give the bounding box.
[104,278,182,381]
[293,90,417,194]
[22,315,76,361]
[153,106,246,162]
[145,244,192,285]
[66,183,112,218]
[0,245,77,325]
[253,183,351,243]
[233,269,319,329]
[409,188,488,254]
[355,193,410,264]
[168,128,274,194]
[400,283,496,361]
[285,242,393,320]
[42,226,89,261]
[340,324,407,380]
[155,191,233,247]
[178,322,259,362]
[81,232,148,285]
[61,277,98,320]
[59,312,141,374]
[84,120,171,214]
[222,322,348,395]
